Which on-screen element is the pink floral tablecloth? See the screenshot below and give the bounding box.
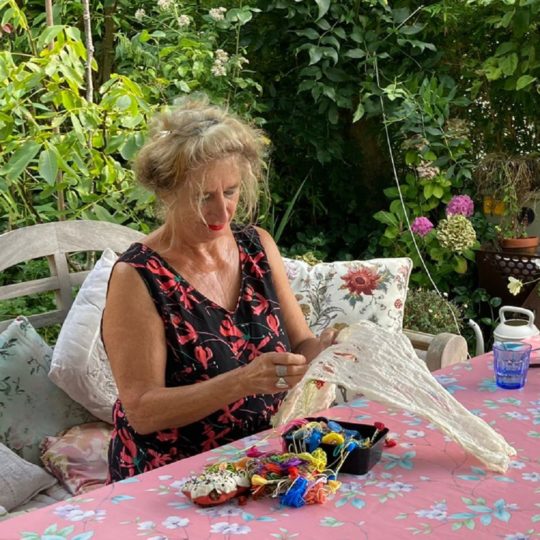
[1,351,539,540]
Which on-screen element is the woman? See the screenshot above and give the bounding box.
[102,98,334,482]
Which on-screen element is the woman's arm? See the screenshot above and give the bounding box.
[102,262,306,435]
[255,227,337,362]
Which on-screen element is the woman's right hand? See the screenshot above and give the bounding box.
[239,351,308,395]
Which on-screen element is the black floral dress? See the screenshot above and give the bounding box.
[107,225,291,482]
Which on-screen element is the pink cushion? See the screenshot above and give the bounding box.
[40,422,112,495]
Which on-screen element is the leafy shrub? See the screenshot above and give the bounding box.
[404,289,462,335]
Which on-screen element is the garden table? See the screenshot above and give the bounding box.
[1,347,539,539]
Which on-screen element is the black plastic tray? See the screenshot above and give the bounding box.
[282,416,388,475]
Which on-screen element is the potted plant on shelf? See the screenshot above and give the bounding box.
[475,153,540,252]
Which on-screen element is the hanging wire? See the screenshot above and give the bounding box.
[372,55,463,338]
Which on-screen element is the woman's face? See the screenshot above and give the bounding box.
[173,155,242,241]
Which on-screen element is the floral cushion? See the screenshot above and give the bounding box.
[0,317,95,465]
[40,422,112,495]
[283,257,412,334]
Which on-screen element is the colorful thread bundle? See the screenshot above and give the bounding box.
[182,448,341,508]
[182,419,390,509]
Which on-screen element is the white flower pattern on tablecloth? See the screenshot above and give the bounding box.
[54,504,106,522]
[415,501,448,521]
[210,522,251,534]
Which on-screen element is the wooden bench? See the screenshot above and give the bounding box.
[0,221,144,333]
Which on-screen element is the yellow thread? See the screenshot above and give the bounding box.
[251,474,268,486]
[322,433,345,445]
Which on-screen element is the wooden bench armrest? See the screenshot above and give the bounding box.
[404,329,468,372]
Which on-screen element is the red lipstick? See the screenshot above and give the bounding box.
[208,224,225,231]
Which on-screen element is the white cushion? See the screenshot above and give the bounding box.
[283,257,412,334]
[49,248,119,423]
[0,443,57,512]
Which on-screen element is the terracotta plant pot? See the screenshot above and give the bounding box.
[500,236,539,254]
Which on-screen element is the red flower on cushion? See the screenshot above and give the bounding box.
[340,266,381,296]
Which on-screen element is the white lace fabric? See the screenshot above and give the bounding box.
[272,321,515,473]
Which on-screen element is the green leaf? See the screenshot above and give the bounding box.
[405,151,417,166]
[513,8,529,37]
[424,184,434,199]
[5,140,41,182]
[295,28,320,40]
[37,25,64,49]
[116,95,131,111]
[38,148,58,185]
[499,53,518,76]
[237,10,253,25]
[315,0,330,20]
[120,135,142,160]
[516,75,537,90]
[352,102,365,123]
[308,46,323,65]
[373,210,398,227]
[392,7,411,24]
[494,41,515,57]
[453,256,468,274]
[399,23,425,35]
[345,48,366,59]
[92,204,115,222]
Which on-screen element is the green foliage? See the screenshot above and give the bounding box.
[404,289,463,335]
[1,0,539,335]
[0,0,263,232]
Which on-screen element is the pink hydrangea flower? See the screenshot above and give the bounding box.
[446,195,474,217]
[411,217,434,237]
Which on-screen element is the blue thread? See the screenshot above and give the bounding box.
[281,477,308,508]
[327,420,343,433]
[345,440,359,452]
[306,430,323,452]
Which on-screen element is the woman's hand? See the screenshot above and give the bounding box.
[292,327,339,364]
[239,351,308,395]
[318,327,338,350]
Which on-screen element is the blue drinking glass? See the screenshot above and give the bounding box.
[492,342,532,390]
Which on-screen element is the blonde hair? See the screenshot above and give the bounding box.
[135,97,268,223]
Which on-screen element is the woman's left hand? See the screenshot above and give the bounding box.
[295,327,339,363]
[318,327,338,350]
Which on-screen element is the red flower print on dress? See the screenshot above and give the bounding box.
[147,448,172,469]
[246,335,271,360]
[178,320,198,345]
[178,285,198,309]
[252,291,270,316]
[220,318,244,338]
[156,429,179,443]
[194,345,213,370]
[217,400,245,424]
[266,313,280,335]
[247,251,266,279]
[340,266,381,297]
[394,298,403,309]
